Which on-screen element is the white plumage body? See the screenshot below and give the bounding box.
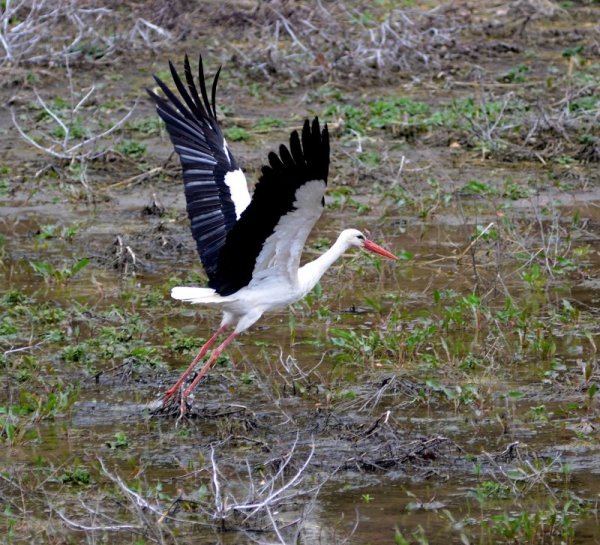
[172,228,368,333]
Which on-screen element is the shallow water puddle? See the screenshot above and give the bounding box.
[3,189,600,543]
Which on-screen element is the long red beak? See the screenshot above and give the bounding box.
[363,239,398,260]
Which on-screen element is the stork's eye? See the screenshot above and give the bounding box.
[357,234,365,241]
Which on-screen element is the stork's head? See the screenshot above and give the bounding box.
[341,229,398,260]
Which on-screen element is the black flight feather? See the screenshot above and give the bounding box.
[147,55,242,282]
[209,118,329,296]
[149,55,330,297]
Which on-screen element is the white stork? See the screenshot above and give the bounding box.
[148,55,397,412]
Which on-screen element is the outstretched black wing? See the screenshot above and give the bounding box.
[211,118,330,296]
[147,55,250,281]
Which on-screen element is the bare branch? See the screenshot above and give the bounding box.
[55,510,142,533]
[0,1,173,67]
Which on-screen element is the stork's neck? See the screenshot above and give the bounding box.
[298,234,352,295]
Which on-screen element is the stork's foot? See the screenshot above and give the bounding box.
[163,385,179,401]
[150,387,192,419]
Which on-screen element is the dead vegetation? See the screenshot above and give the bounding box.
[218,1,466,83]
[2,0,600,544]
[11,69,136,164]
[0,0,172,67]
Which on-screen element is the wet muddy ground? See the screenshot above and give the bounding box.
[1,1,600,544]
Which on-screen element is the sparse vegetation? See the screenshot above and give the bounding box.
[224,126,250,142]
[1,0,600,544]
[0,0,172,67]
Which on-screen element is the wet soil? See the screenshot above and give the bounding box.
[1,1,600,544]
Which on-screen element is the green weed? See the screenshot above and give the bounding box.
[368,96,430,129]
[116,139,147,158]
[35,223,79,241]
[521,263,547,291]
[361,493,374,504]
[254,116,285,132]
[500,63,529,83]
[482,500,581,544]
[50,117,87,139]
[164,327,205,354]
[461,179,498,197]
[0,178,8,197]
[29,257,89,284]
[328,187,370,213]
[323,103,366,133]
[127,115,163,135]
[224,126,250,141]
[569,95,599,112]
[107,431,129,449]
[59,466,91,485]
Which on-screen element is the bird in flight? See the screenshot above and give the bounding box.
[148,54,397,416]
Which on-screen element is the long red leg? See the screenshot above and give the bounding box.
[181,331,239,401]
[163,324,228,400]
